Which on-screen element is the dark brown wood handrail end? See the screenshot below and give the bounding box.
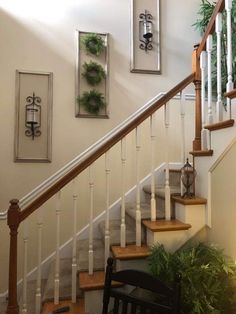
[6,199,20,314]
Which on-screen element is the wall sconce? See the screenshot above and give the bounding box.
[181,159,197,198]
[139,10,153,51]
[25,92,41,140]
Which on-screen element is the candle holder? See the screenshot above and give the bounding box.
[139,10,153,51]
[25,92,41,140]
[181,158,196,198]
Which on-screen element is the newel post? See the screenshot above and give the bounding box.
[192,44,202,151]
[6,199,20,314]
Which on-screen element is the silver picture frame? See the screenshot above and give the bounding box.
[130,0,161,74]
[75,31,109,118]
[14,70,53,162]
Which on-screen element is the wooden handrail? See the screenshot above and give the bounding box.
[197,0,225,57]
[19,73,195,222]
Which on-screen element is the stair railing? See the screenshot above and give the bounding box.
[6,74,194,314]
[6,0,233,313]
[195,0,234,151]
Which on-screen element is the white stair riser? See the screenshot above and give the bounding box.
[85,290,105,314]
[115,258,149,272]
[146,202,207,252]
[175,203,206,235]
[146,229,190,252]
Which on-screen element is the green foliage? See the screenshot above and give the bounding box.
[78,89,105,115]
[192,0,216,35]
[82,61,106,86]
[81,33,105,56]
[149,243,236,313]
[193,0,236,98]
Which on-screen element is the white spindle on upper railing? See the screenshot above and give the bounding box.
[35,213,43,314]
[120,138,126,247]
[180,92,185,197]
[104,152,110,268]
[135,127,141,246]
[72,178,78,303]
[200,51,208,150]
[150,115,157,221]
[216,12,223,122]
[22,222,28,314]
[54,191,61,304]
[207,35,213,126]
[88,166,94,275]
[226,0,233,119]
[164,103,171,220]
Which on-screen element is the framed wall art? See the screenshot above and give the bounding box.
[14,70,53,162]
[76,31,109,118]
[130,0,161,74]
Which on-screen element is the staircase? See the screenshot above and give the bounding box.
[15,168,207,314]
[4,0,236,313]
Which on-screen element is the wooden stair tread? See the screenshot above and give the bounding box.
[111,244,151,260]
[142,219,191,232]
[204,119,234,131]
[224,89,236,99]
[79,271,123,291]
[172,195,207,205]
[189,149,213,157]
[42,299,85,314]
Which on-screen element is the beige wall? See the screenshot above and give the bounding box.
[208,141,236,260]
[0,0,200,293]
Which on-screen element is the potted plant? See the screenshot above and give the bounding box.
[148,242,236,313]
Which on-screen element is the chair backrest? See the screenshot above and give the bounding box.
[102,257,181,314]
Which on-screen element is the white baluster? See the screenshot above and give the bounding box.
[207,35,213,125]
[135,127,141,246]
[200,51,208,150]
[104,152,110,268]
[216,13,223,122]
[120,138,126,248]
[226,0,233,119]
[54,191,61,304]
[35,212,43,314]
[180,92,185,197]
[88,166,94,275]
[22,222,28,314]
[164,103,171,220]
[150,115,157,221]
[72,179,78,303]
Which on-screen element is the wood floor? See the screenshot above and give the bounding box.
[42,299,85,314]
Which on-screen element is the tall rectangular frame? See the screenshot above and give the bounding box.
[14,70,53,162]
[130,0,161,74]
[75,31,110,118]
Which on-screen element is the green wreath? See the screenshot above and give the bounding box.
[78,90,106,115]
[81,33,105,56]
[82,61,106,86]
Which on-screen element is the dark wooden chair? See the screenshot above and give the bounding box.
[102,258,181,314]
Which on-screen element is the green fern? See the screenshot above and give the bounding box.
[149,243,236,313]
